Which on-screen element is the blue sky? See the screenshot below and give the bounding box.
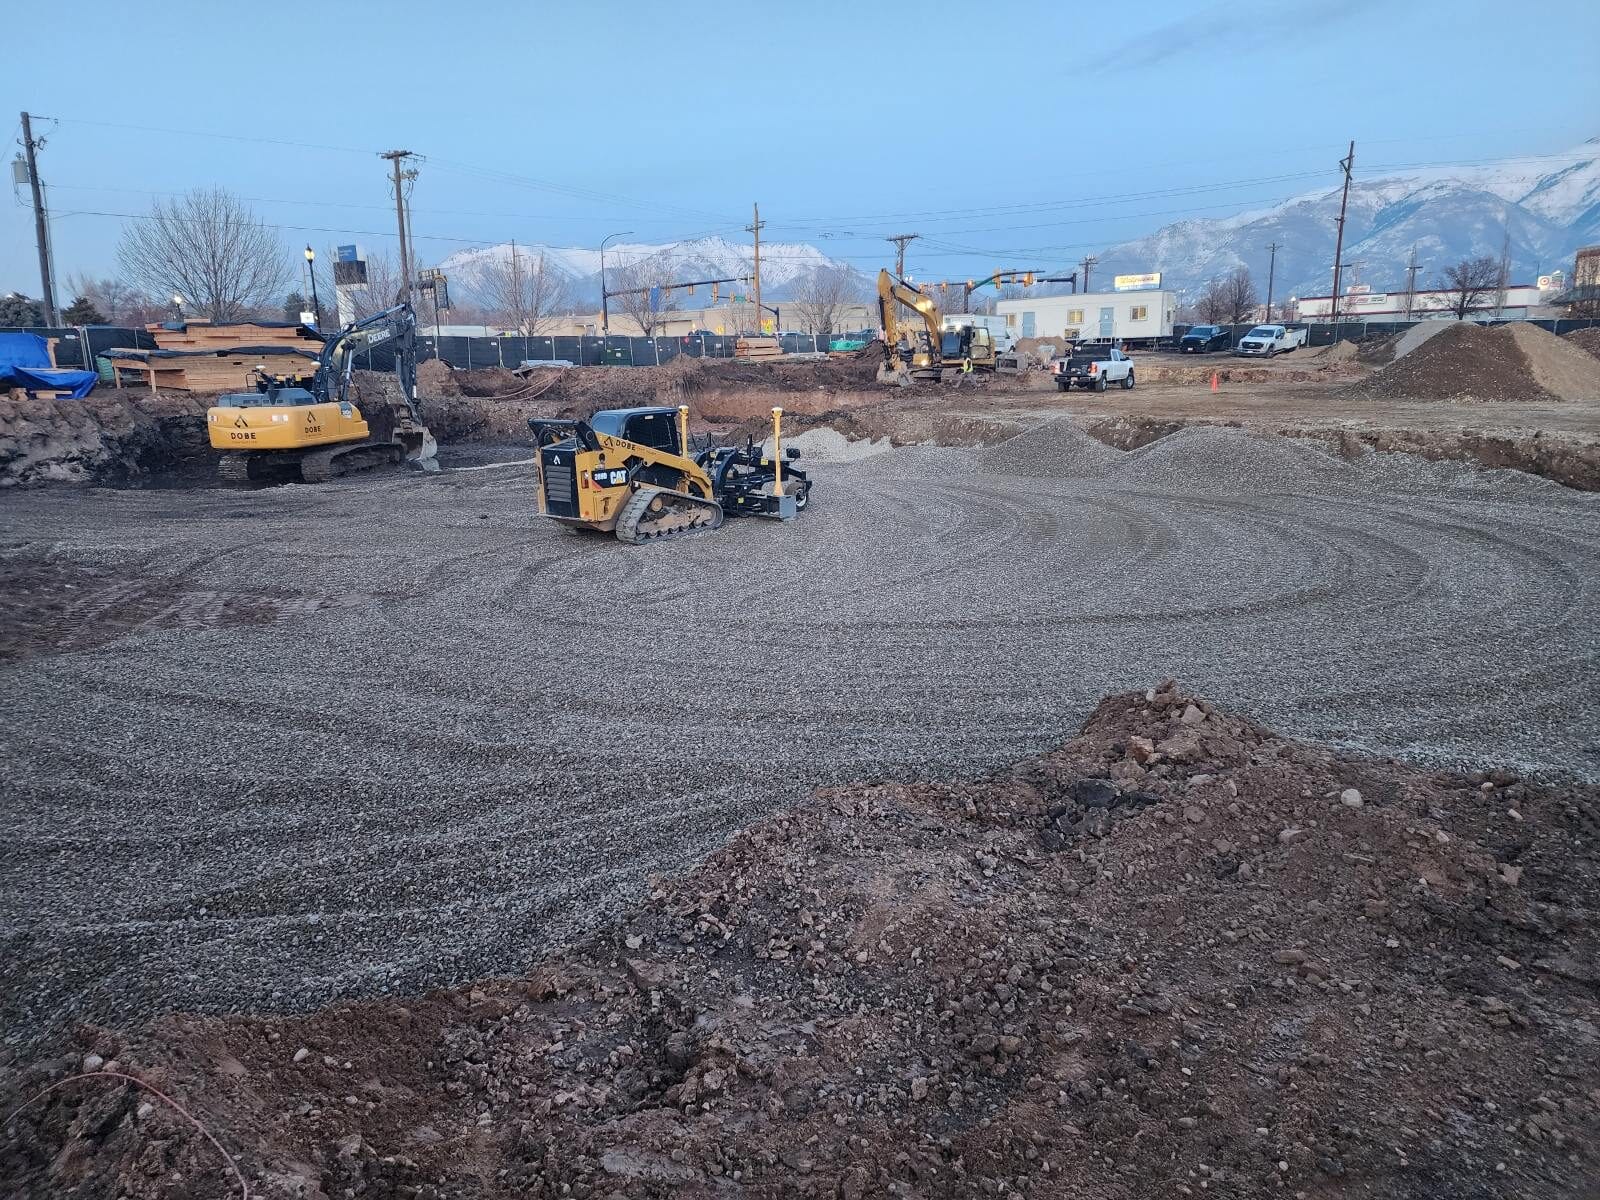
[5,0,1598,299]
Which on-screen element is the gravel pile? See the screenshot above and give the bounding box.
[1392,320,1452,361]
[763,426,892,463]
[1,427,1595,1050]
[1566,326,1600,359]
[1353,322,1599,402]
[7,684,1597,1199]
[972,417,1122,478]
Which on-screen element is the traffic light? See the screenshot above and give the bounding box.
[712,282,719,302]
[1024,272,1035,287]
[687,283,695,296]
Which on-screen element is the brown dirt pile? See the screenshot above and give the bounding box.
[1355,322,1600,402]
[0,390,213,487]
[1563,326,1600,360]
[6,684,1596,1199]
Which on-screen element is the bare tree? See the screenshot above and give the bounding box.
[117,188,292,322]
[1436,255,1500,320]
[1224,266,1258,325]
[478,247,572,334]
[64,273,147,325]
[609,256,679,337]
[791,265,860,343]
[1195,277,1231,324]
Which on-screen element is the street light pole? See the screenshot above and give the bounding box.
[304,245,322,328]
[599,231,634,347]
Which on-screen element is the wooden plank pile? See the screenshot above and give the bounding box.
[109,320,321,394]
[734,336,783,360]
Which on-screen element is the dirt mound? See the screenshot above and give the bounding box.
[1565,326,1600,359]
[415,358,463,397]
[1354,323,1556,402]
[5,684,1595,1199]
[1012,335,1066,362]
[0,390,212,487]
[1310,339,1359,362]
[1500,322,1600,400]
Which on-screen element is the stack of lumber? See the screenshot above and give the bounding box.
[107,320,321,394]
[734,337,783,360]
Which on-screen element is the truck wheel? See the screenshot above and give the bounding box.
[1056,380,1069,392]
[1122,371,1135,390]
[1094,375,1108,392]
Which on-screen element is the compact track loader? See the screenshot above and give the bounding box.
[529,405,809,544]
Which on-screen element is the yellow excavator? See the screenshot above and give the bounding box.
[876,269,998,385]
[206,304,436,483]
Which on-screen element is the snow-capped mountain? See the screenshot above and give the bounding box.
[441,234,862,308]
[1079,138,1600,301]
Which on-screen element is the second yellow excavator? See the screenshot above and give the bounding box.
[876,269,998,385]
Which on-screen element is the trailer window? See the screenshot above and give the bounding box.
[1129,306,1148,321]
[1067,309,1084,324]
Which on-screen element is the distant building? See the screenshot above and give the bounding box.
[1289,282,1554,323]
[547,301,877,338]
[995,289,1177,342]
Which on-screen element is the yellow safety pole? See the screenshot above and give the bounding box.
[771,406,783,496]
[677,404,689,456]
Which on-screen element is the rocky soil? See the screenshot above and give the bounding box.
[1351,323,1600,403]
[3,684,1596,1199]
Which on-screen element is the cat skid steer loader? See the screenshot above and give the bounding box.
[529,405,810,544]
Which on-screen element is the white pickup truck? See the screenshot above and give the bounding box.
[1233,324,1308,357]
[1055,343,1135,391]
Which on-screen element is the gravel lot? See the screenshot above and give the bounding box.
[2,424,1596,1045]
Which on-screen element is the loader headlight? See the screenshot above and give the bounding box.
[270,413,289,423]
[207,412,216,423]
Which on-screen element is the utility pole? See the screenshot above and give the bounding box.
[747,203,765,335]
[1403,245,1421,319]
[381,150,418,303]
[1079,255,1098,293]
[1328,140,1355,337]
[1495,227,1511,318]
[19,112,58,326]
[886,233,918,278]
[1264,242,1278,323]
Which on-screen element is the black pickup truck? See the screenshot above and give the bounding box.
[1054,344,1135,392]
[1179,325,1231,353]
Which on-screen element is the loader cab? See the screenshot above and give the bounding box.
[588,406,683,456]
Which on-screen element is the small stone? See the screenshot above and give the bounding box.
[136,1102,154,1120]
[1175,1116,1198,1129]
[1237,862,1253,880]
[1184,805,1206,824]
[1180,704,1206,726]
[293,1047,311,1063]
[910,1076,929,1101]
[1496,955,1521,971]
[1498,864,1522,886]
[1340,789,1363,809]
[1278,828,1309,845]
[1273,949,1307,966]
[1506,809,1522,821]
[81,1054,104,1073]
[624,934,643,951]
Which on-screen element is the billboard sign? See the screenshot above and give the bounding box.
[1113,272,1161,291]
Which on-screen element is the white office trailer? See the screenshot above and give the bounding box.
[997,287,1176,344]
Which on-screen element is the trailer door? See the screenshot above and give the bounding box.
[1099,307,1114,338]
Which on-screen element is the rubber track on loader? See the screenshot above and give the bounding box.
[615,484,724,544]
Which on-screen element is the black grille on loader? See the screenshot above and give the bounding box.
[541,449,579,517]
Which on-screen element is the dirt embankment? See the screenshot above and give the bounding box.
[0,391,214,487]
[4,683,1595,1199]
[1351,322,1600,402]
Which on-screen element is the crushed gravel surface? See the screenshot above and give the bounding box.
[2,426,1596,1049]
[6,683,1598,1199]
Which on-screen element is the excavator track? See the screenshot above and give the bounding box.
[299,441,403,484]
[615,484,724,544]
[216,453,252,483]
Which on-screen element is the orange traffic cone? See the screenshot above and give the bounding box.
[1210,371,1220,393]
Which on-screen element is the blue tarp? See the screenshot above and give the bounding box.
[0,332,98,399]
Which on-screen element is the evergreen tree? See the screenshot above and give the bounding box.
[283,291,309,324]
[63,295,108,325]
[0,294,46,327]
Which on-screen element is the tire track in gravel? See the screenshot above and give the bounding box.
[1,428,1596,1045]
